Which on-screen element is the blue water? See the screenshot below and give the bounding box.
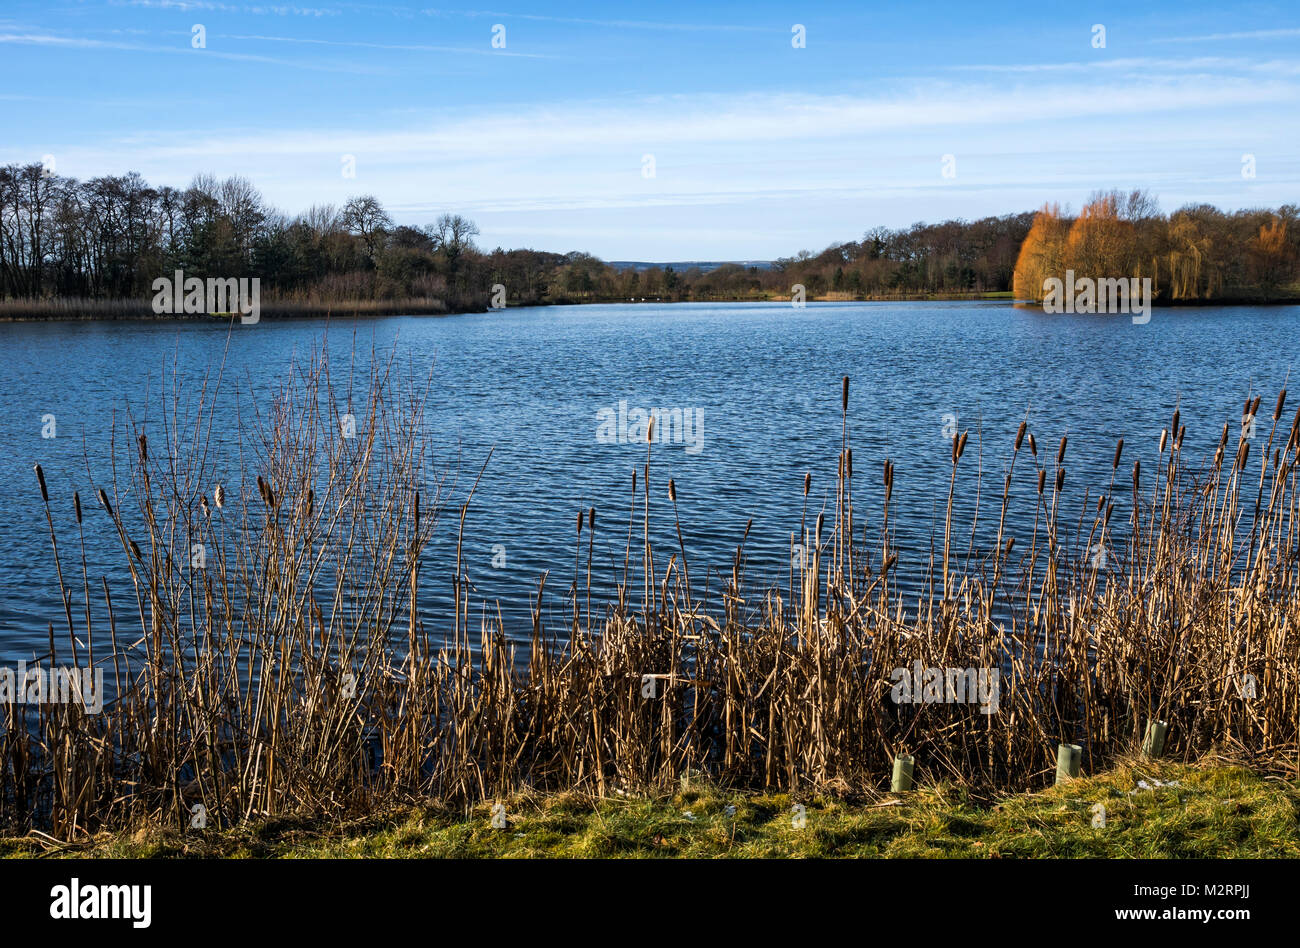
[1,300,1296,659]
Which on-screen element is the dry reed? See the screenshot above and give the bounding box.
[3,357,1298,839]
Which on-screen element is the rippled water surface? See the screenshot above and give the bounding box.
[2,301,1297,658]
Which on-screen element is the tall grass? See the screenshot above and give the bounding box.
[0,296,457,321]
[3,358,1298,839]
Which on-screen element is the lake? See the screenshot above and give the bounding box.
[2,300,1297,660]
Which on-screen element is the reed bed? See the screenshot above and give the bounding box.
[0,296,454,321]
[3,358,1299,839]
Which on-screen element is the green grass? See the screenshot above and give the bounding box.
[4,757,1297,858]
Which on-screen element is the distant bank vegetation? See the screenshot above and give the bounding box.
[1013,190,1299,304]
[0,164,1296,316]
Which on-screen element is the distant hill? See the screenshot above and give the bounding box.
[606,260,774,273]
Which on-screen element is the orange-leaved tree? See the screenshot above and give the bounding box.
[1012,203,1068,301]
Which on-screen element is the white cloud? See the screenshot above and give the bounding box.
[1152,28,1300,43]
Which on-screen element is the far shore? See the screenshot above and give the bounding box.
[2,289,1299,322]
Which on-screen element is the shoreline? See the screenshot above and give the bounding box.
[2,291,1299,322]
[5,758,1292,858]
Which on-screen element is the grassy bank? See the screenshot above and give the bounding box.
[4,759,1295,858]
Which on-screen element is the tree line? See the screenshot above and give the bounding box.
[0,162,545,310]
[1013,190,1299,303]
[2,163,1296,313]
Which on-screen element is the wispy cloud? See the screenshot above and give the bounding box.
[32,73,1297,194]
[418,8,773,32]
[0,29,381,72]
[949,56,1300,77]
[219,30,554,57]
[1152,27,1300,43]
[110,0,341,16]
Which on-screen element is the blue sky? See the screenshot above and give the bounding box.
[2,0,1297,258]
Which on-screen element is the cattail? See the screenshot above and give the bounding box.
[33,464,48,503]
[803,471,811,496]
[1159,428,1168,453]
[1004,536,1015,557]
[956,430,968,463]
[98,487,113,516]
[214,484,225,509]
[1274,389,1287,421]
[1055,468,1065,493]
[306,489,314,519]
[1014,421,1026,452]
[841,375,849,415]
[200,495,210,518]
[815,512,824,548]
[647,416,655,444]
[414,491,421,528]
[576,510,583,535]
[1171,409,1180,436]
[1251,395,1262,418]
[845,447,852,478]
[1176,425,1186,451]
[1133,460,1141,492]
[1028,433,1037,458]
[129,539,143,561]
[1105,502,1114,525]
[73,491,82,525]
[1037,469,1046,495]
[1112,438,1124,470]
[1056,435,1067,466]
[137,433,148,464]
[668,479,676,503]
[588,507,595,531]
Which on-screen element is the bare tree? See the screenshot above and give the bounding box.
[340,195,392,261]
[428,213,479,274]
